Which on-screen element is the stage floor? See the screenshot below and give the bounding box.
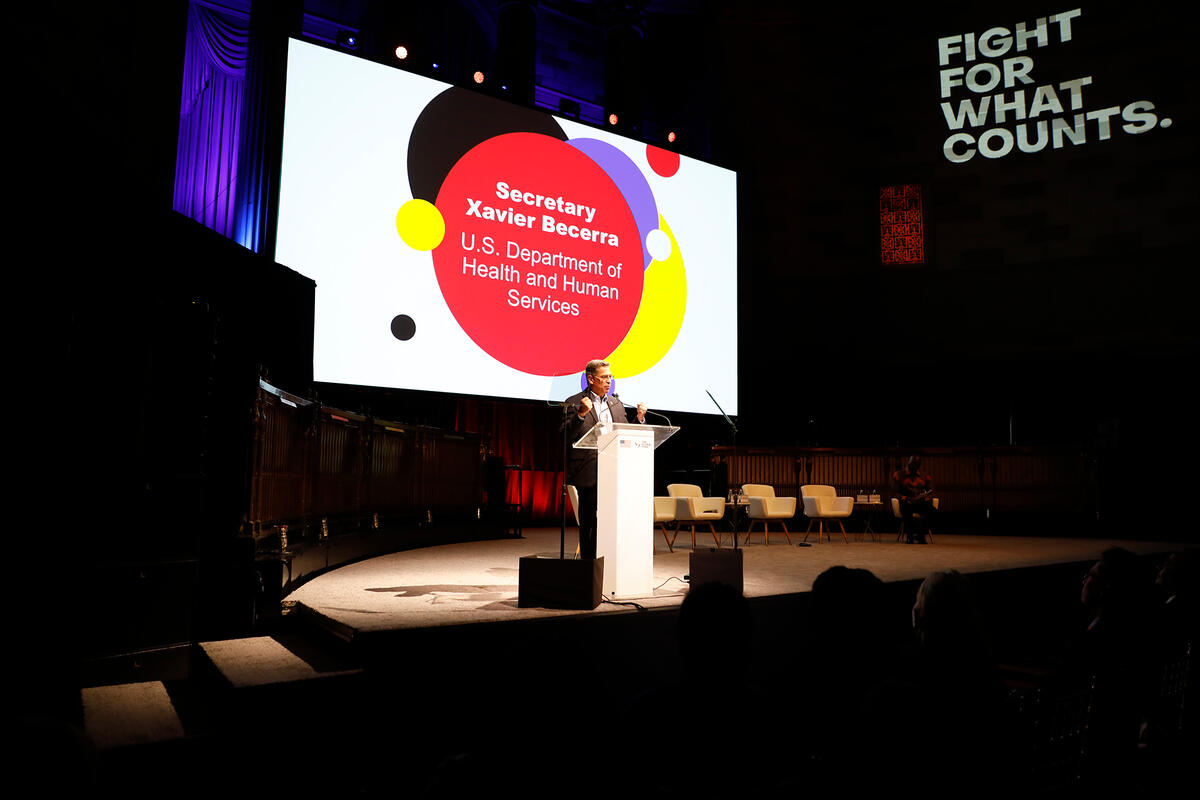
[284,527,1177,638]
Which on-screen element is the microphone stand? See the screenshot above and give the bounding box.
[561,409,575,559]
[706,390,738,550]
[550,397,598,560]
[555,401,577,561]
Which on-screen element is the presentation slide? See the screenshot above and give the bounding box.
[275,38,738,415]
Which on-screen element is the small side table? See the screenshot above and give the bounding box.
[723,498,749,543]
[853,501,884,542]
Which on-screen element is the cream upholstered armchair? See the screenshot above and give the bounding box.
[740,483,797,545]
[800,485,854,543]
[667,483,725,549]
[654,496,678,552]
[566,484,581,557]
[566,484,581,526]
[891,496,938,542]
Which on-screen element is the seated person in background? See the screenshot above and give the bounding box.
[892,454,936,543]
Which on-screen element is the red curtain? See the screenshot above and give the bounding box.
[456,398,568,523]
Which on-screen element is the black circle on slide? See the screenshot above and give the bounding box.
[407,87,568,202]
[390,314,416,341]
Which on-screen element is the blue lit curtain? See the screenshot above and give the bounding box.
[173,1,250,237]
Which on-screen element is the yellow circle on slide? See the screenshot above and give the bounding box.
[605,215,687,378]
[396,198,445,251]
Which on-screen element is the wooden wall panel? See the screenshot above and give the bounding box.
[248,386,485,535]
[250,390,310,525]
[421,434,484,511]
[312,419,364,518]
[367,427,418,514]
[716,446,1091,514]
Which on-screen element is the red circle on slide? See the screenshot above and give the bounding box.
[646,144,680,177]
[433,133,644,376]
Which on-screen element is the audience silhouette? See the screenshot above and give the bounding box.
[806,567,900,772]
[863,570,1016,797]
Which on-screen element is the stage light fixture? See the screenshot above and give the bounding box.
[473,71,485,84]
[667,131,676,143]
[432,62,439,70]
[394,45,408,60]
[608,113,618,126]
[336,30,359,50]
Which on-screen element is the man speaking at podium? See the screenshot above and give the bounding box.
[563,359,648,560]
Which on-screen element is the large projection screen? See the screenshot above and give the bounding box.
[275,39,738,414]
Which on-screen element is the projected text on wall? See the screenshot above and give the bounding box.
[938,8,1174,163]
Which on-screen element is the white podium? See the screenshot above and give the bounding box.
[574,422,678,598]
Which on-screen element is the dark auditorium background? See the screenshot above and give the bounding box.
[19,0,1197,753]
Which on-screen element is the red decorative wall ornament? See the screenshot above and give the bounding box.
[880,184,924,265]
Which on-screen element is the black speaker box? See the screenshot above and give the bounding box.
[688,548,744,594]
[518,555,603,609]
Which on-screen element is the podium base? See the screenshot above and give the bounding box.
[518,555,603,609]
[688,548,744,594]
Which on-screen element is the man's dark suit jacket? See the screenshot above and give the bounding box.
[562,390,631,489]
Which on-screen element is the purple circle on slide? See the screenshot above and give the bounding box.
[567,138,658,270]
